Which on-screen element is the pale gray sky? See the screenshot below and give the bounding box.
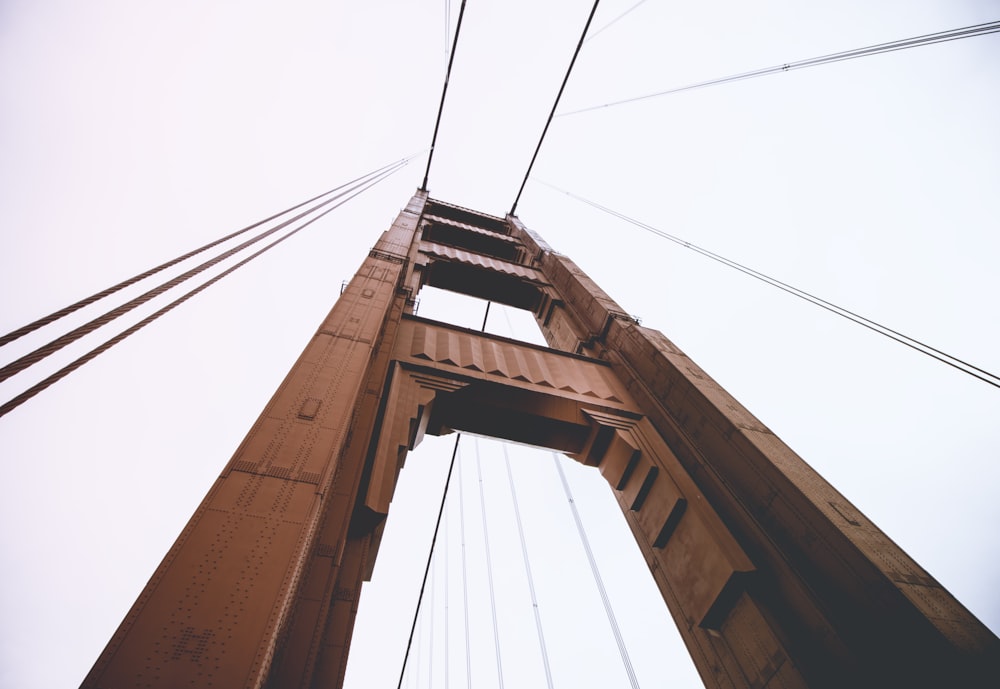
[1,2,998,688]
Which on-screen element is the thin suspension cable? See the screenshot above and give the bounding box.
[445,0,451,65]
[509,0,603,215]
[503,445,555,689]
[474,438,505,689]
[559,19,1000,117]
[422,0,469,191]
[493,304,554,686]
[0,160,409,419]
[553,454,640,689]
[414,600,423,689]
[458,448,473,689]
[540,180,1000,390]
[443,502,451,689]
[428,553,436,689]
[0,156,416,349]
[583,0,650,44]
[0,154,418,385]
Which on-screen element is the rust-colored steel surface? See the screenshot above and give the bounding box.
[84,192,999,689]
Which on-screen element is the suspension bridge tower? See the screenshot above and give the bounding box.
[82,192,999,689]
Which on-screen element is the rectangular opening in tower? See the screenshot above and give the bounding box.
[414,286,546,346]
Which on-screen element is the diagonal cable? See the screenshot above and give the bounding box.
[509,0,603,215]
[539,180,1000,390]
[584,0,650,44]
[0,154,418,384]
[0,160,410,418]
[559,19,1000,117]
[0,156,413,348]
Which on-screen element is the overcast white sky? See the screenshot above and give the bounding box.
[1,1,999,688]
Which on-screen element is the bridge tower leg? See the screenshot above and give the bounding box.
[83,191,999,689]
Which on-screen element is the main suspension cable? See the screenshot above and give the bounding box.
[553,454,640,689]
[509,0,603,215]
[0,154,417,385]
[0,156,414,349]
[0,159,410,418]
[540,180,1000,390]
[421,0,469,191]
[559,19,1000,117]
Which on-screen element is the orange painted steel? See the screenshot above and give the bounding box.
[83,192,999,689]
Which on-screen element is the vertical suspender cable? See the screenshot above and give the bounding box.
[458,449,474,689]
[444,0,451,65]
[553,453,641,689]
[428,554,436,689]
[475,438,505,688]
[503,444,555,689]
[444,505,451,689]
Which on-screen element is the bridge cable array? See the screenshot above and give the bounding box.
[0,154,418,387]
[0,155,415,418]
[558,19,1000,117]
[501,8,999,389]
[539,180,1000,390]
[422,0,469,191]
[399,440,650,689]
[0,155,414,350]
[396,299,648,688]
[509,0,604,216]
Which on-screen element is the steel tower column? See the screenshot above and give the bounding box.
[84,192,999,689]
